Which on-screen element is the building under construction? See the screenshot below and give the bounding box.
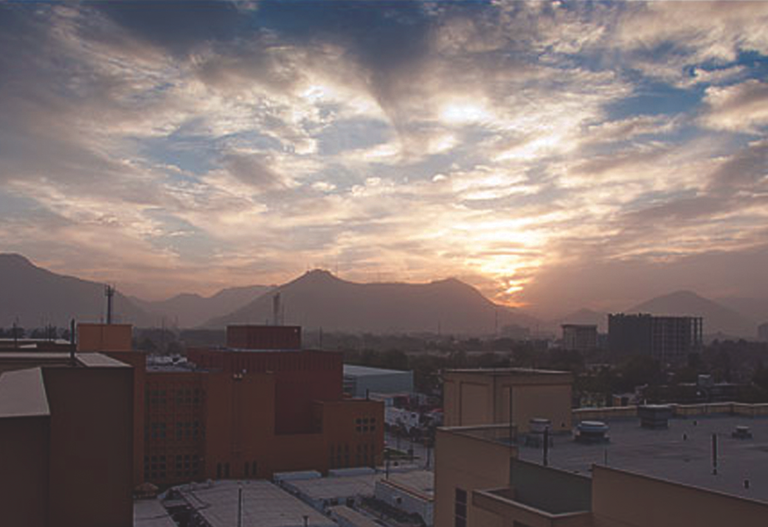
[608,313,703,361]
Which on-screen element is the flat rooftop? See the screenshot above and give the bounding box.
[444,367,570,376]
[134,499,176,527]
[284,472,380,500]
[516,415,768,503]
[176,480,334,527]
[383,470,435,500]
[343,365,410,377]
[0,368,49,418]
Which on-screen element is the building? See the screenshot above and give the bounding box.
[434,369,768,527]
[374,470,435,526]
[86,323,385,488]
[608,313,703,361]
[343,364,414,398]
[77,322,133,352]
[561,324,598,352]
[169,479,336,527]
[442,368,573,433]
[0,351,134,527]
[758,321,768,342]
[226,324,302,350]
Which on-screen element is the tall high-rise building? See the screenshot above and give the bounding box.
[608,313,703,361]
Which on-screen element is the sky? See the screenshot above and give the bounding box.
[1,1,767,317]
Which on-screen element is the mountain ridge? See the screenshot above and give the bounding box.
[205,268,538,334]
[0,253,155,328]
[626,290,755,337]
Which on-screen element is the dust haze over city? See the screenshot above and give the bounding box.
[1,2,768,527]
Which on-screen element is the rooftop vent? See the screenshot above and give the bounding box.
[638,404,673,429]
[732,425,753,440]
[525,418,553,447]
[576,421,609,444]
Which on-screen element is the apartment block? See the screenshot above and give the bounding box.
[608,313,703,361]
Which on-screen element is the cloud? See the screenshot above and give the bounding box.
[700,79,768,133]
[0,1,767,312]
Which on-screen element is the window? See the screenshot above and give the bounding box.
[455,488,467,527]
[252,461,257,477]
[217,463,222,479]
[225,463,230,478]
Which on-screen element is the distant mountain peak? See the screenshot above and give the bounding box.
[0,253,34,267]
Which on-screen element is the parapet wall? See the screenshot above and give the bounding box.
[573,402,768,421]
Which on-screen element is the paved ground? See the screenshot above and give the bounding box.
[385,432,434,470]
[516,415,768,503]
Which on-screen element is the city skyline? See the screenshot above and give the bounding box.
[1,1,767,316]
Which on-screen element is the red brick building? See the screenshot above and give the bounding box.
[99,324,383,488]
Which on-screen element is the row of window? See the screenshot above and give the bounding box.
[329,443,376,468]
[143,454,201,482]
[146,388,205,407]
[145,421,204,441]
[356,416,377,434]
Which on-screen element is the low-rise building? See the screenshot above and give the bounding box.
[442,368,573,433]
[343,365,414,398]
[434,369,768,527]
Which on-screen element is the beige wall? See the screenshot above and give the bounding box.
[443,371,573,433]
[434,428,516,527]
[591,466,768,527]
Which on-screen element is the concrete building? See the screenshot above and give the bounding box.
[434,369,768,527]
[0,351,134,527]
[608,313,703,361]
[561,324,598,352]
[442,368,573,433]
[343,364,414,398]
[758,321,768,342]
[90,323,384,488]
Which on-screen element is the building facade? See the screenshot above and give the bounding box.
[0,352,134,527]
[442,368,573,433]
[608,313,703,361]
[561,324,598,352]
[97,324,384,488]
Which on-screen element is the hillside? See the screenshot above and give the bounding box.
[0,253,155,328]
[205,269,537,335]
[627,290,755,338]
[132,284,271,328]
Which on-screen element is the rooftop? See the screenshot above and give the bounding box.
[176,480,334,527]
[343,365,411,377]
[444,367,571,377]
[283,472,379,500]
[133,499,176,527]
[381,470,435,500]
[515,414,768,503]
[0,367,49,418]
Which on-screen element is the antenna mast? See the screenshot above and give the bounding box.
[105,285,115,325]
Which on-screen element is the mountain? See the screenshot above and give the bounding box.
[0,253,155,328]
[132,284,271,328]
[715,296,768,326]
[205,269,538,335]
[552,308,608,333]
[626,290,755,338]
